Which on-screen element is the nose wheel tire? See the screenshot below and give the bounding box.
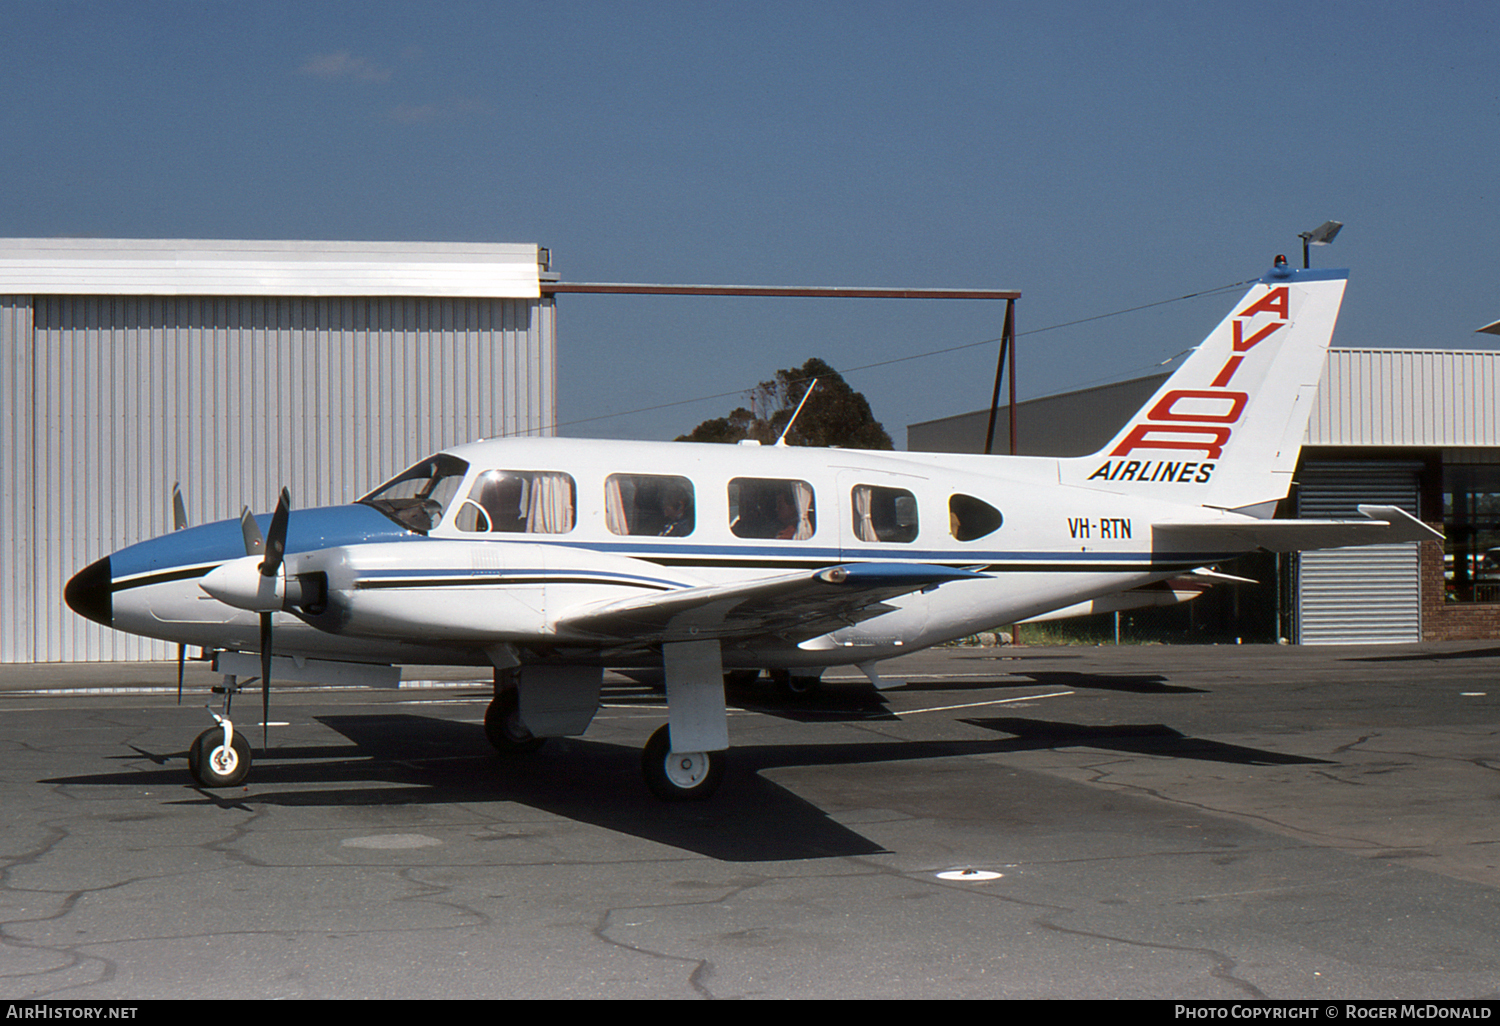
[188,727,252,788]
[642,724,724,801]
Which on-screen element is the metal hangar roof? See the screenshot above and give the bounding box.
[0,238,543,298]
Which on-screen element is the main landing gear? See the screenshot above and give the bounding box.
[483,687,545,754]
[641,724,724,801]
[481,658,729,801]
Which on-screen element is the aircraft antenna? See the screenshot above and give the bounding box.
[775,379,818,446]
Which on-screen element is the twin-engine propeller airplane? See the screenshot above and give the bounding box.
[65,259,1439,800]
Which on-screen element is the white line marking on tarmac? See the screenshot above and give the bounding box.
[824,672,1024,682]
[896,691,1074,716]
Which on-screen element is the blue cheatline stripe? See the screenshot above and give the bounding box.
[486,537,1234,566]
[112,550,1235,594]
[354,567,681,591]
[106,508,1239,594]
[347,558,1228,593]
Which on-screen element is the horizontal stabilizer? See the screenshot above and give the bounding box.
[554,562,985,645]
[1181,567,1260,585]
[1154,505,1440,554]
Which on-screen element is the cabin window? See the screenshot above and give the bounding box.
[359,453,470,534]
[453,470,576,534]
[949,494,1004,541]
[729,478,815,540]
[605,474,695,536]
[851,485,918,543]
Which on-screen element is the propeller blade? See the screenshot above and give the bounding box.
[259,611,272,752]
[173,484,189,704]
[262,488,291,578]
[256,488,289,752]
[172,482,188,531]
[240,506,264,556]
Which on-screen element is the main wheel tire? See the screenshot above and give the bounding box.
[771,668,822,699]
[641,724,724,801]
[484,691,545,754]
[188,727,251,788]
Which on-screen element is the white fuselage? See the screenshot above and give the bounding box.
[97,436,1243,670]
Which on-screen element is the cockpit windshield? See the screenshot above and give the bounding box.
[358,453,470,534]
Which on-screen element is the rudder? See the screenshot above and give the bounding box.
[1062,262,1348,516]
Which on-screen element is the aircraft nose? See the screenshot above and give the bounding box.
[64,556,113,626]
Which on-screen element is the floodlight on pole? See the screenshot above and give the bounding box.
[1297,220,1343,268]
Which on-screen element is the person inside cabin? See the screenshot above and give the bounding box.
[773,489,800,539]
[729,478,814,539]
[659,488,693,536]
[473,472,526,532]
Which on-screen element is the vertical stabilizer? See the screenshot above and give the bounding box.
[1060,263,1347,515]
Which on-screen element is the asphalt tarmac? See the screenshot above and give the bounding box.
[1,641,1498,1000]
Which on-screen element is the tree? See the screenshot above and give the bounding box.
[676,358,893,450]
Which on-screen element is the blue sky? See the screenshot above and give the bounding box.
[5,0,1498,445]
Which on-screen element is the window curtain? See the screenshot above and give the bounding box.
[792,480,815,540]
[604,475,630,535]
[526,474,575,533]
[852,486,876,542]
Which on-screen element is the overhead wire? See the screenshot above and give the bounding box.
[531,278,1257,436]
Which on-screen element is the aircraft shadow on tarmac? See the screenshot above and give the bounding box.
[1010,671,1206,695]
[896,669,1207,696]
[50,725,904,862]
[728,681,902,722]
[715,671,1205,726]
[959,717,1333,766]
[44,698,1322,862]
[1346,645,1500,663]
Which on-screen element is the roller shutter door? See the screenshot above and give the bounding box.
[1296,461,1422,645]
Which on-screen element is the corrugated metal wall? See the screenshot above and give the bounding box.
[1,297,35,665]
[3,294,554,662]
[1296,461,1423,645]
[1309,349,1500,447]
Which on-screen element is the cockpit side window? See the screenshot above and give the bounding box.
[728,478,815,540]
[358,453,470,534]
[950,494,1003,541]
[606,474,695,536]
[852,485,918,543]
[454,470,576,534]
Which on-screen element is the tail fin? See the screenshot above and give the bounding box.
[1061,262,1347,516]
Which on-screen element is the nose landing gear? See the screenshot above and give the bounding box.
[187,675,256,789]
[188,715,251,788]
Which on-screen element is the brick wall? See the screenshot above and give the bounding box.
[1419,461,1500,640]
[1424,534,1500,639]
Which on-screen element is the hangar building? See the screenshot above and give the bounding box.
[1,239,556,663]
[909,349,1500,645]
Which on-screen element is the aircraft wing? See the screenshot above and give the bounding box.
[1154,504,1441,554]
[553,562,985,645]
